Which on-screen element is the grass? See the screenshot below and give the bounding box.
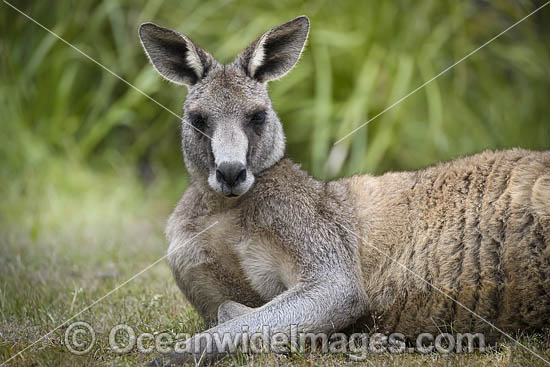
[2,163,550,366]
[1,0,550,365]
[2,1,549,179]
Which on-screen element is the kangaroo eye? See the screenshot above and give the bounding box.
[250,111,267,125]
[188,113,207,129]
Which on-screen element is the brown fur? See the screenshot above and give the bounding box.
[140,17,550,364]
[347,148,550,338]
[167,149,550,340]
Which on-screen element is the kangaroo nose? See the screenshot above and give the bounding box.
[216,162,247,188]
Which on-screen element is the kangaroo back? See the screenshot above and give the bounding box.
[347,149,550,339]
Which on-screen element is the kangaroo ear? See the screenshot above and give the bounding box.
[236,16,309,83]
[139,23,214,86]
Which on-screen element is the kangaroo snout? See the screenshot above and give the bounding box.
[208,160,254,197]
[216,162,247,188]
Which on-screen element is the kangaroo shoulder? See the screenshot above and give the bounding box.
[244,159,348,228]
[242,159,359,259]
[165,184,210,242]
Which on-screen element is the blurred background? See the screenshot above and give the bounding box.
[0,1,549,364]
[1,0,550,257]
[2,0,550,201]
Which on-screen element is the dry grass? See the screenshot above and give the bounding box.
[1,1,550,365]
[1,163,550,366]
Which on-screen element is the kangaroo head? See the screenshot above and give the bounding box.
[139,16,309,197]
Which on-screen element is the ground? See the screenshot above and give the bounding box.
[1,162,550,366]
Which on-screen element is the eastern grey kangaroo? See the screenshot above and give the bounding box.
[139,15,550,364]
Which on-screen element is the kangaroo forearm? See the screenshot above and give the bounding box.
[142,14,550,366]
[177,280,365,361]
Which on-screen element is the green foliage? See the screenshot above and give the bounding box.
[1,0,549,185]
[1,2,549,365]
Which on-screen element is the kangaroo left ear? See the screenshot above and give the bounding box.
[235,16,310,83]
[139,22,215,87]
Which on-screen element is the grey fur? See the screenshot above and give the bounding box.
[217,300,255,325]
[140,16,550,365]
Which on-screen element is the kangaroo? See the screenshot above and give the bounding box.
[139,16,550,365]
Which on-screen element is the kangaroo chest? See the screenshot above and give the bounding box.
[234,238,299,301]
[203,208,299,303]
[206,211,299,302]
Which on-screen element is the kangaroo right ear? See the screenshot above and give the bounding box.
[139,23,214,86]
[235,16,310,83]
